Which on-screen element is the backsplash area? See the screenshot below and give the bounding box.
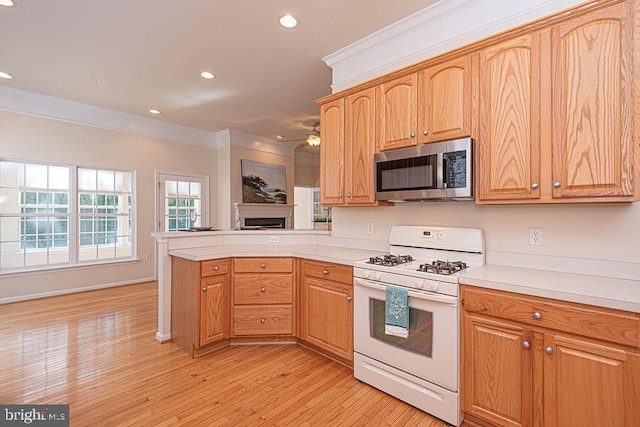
[330,202,640,280]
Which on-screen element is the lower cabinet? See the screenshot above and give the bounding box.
[300,259,354,363]
[461,285,640,427]
[171,257,230,356]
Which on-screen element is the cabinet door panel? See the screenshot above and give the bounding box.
[345,87,377,204]
[199,275,229,346]
[551,2,634,198]
[419,55,472,143]
[544,334,640,426]
[477,34,541,201]
[377,74,418,151]
[463,314,533,427]
[320,99,345,205]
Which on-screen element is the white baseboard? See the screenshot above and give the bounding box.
[155,331,172,343]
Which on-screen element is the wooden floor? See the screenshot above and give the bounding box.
[0,282,449,426]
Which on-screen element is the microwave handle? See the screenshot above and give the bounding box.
[442,153,448,187]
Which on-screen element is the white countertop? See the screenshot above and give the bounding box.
[461,264,640,313]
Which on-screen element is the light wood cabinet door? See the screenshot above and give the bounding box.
[199,275,230,347]
[377,73,418,151]
[551,2,635,199]
[543,334,640,426]
[320,98,345,205]
[463,314,533,427]
[418,55,472,143]
[345,87,377,205]
[302,275,353,362]
[476,33,542,201]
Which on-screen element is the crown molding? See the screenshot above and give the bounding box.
[217,128,296,158]
[0,85,217,149]
[324,0,584,92]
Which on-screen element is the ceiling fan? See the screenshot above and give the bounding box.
[280,121,321,147]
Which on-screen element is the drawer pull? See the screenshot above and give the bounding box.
[260,318,266,324]
[214,266,219,271]
[261,263,266,269]
[261,287,266,293]
[533,312,542,320]
[347,296,352,301]
[322,270,329,275]
[202,287,207,292]
[522,341,530,349]
[545,346,553,355]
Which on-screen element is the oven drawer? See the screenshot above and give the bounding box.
[462,286,640,347]
[302,260,352,285]
[233,274,293,305]
[233,305,292,335]
[234,257,293,273]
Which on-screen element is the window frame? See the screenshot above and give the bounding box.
[155,171,209,232]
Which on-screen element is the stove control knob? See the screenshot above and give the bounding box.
[430,282,439,292]
[362,270,371,279]
[374,272,382,281]
[415,280,425,289]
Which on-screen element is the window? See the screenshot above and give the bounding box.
[156,172,208,232]
[0,160,135,272]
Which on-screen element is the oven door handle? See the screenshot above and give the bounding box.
[354,278,458,306]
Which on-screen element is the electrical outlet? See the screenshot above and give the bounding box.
[145,253,152,260]
[269,236,280,243]
[367,222,374,235]
[529,228,543,246]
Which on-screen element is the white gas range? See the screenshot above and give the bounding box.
[353,225,484,427]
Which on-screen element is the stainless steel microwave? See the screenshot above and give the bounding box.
[374,137,473,201]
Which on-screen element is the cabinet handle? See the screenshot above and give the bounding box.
[522,341,530,349]
[347,296,352,301]
[553,182,561,189]
[423,130,429,135]
[531,183,539,189]
[346,193,351,198]
[322,270,329,275]
[410,133,416,138]
[213,266,219,271]
[260,287,266,293]
[202,287,207,292]
[261,263,266,269]
[338,193,343,198]
[260,318,266,324]
[533,312,542,320]
[545,346,553,354]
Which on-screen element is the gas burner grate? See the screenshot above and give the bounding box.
[417,260,467,275]
[367,254,413,267]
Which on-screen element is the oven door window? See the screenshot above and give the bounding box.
[369,298,433,357]
[376,154,438,192]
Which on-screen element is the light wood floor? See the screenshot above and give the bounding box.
[0,282,450,426]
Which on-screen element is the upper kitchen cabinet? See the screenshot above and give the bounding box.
[418,55,473,144]
[377,55,472,151]
[476,33,543,202]
[550,1,636,201]
[320,87,384,206]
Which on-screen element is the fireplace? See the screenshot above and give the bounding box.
[234,203,293,229]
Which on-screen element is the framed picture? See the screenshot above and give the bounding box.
[241,159,287,204]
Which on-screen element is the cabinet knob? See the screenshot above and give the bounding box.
[338,193,343,198]
[410,133,416,138]
[531,183,539,189]
[533,312,542,320]
[214,266,219,271]
[423,130,429,135]
[261,287,266,293]
[322,270,329,275]
[347,296,352,301]
[346,193,351,198]
[522,341,530,349]
[553,182,561,189]
[545,346,554,354]
[202,287,207,292]
[261,263,266,269]
[260,318,266,324]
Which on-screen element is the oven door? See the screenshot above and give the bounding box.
[353,277,459,391]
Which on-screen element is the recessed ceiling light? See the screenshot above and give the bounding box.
[0,0,16,7]
[200,71,215,80]
[84,77,98,84]
[276,135,283,139]
[0,72,13,79]
[149,109,161,115]
[279,14,298,29]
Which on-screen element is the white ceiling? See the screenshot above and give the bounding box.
[0,0,438,145]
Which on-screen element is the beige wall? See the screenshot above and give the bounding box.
[0,110,218,301]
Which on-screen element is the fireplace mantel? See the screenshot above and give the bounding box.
[234,203,293,229]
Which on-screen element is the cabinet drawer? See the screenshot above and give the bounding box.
[233,305,292,336]
[234,274,293,304]
[201,259,229,277]
[462,286,640,347]
[302,260,353,285]
[234,257,293,273]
